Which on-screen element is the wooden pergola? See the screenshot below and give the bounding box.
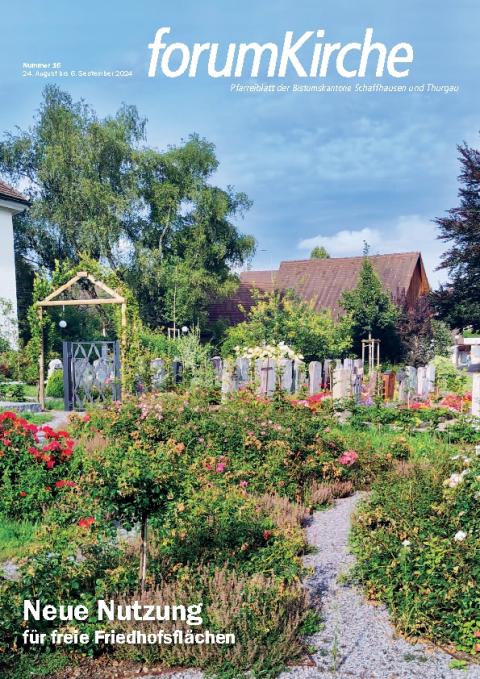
[36,271,127,410]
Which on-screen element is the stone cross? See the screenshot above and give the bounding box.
[257,359,276,396]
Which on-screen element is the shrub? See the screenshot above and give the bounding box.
[351,449,480,654]
[46,369,64,398]
[0,412,75,520]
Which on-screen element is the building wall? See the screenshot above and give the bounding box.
[0,204,18,320]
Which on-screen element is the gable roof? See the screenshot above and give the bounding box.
[208,252,430,326]
[0,179,30,206]
[276,252,428,317]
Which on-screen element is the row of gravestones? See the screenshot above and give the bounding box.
[49,353,480,417]
[149,356,438,403]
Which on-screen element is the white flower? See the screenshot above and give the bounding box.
[451,455,461,460]
[475,445,480,456]
[475,491,480,500]
[444,470,469,488]
[453,530,467,542]
[401,539,411,547]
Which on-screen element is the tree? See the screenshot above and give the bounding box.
[341,257,399,360]
[432,141,480,330]
[0,86,254,335]
[310,246,330,259]
[222,289,352,362]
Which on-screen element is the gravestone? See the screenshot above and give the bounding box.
[235,357,250,389]
[48,358,63,379]
[351,370,362,402]
[416,366,426,397]
[323,360,332,389]
[278,358,294,393]
[150,358,165,390]
[397,369,408,403]
[221,360,236,398]
[470,345,480,369]
[426,362,436,394]
[472,374,480,417]
[172,359,183,385]
[405,366,417,396]
[258,359,276,396]
[332,367,350,400]
[211,356,223,381]
[309,361,322,395]
[353,358,364,374]
[293,360,307,393]
[343,358,354,370]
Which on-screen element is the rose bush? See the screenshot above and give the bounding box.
[0,412,75,519]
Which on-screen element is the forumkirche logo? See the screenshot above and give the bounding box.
[147,27,414,79]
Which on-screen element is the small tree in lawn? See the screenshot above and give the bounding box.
[341,256,400,361]
[100,439,187,593]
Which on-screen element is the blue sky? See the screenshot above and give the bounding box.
[1,0,478,287]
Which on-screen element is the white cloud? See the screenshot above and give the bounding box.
[298,215,448,289]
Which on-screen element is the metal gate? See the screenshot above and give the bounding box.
[63,341,121,411]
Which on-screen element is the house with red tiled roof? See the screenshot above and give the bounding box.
[0,180,30,343]
[209,252,430,326]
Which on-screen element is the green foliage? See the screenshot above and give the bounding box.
[351,449,480,654]
[45,370,64,398]
[0,412,75,520]
[0,86,255,336]
[0,382,26,402]
[432,319,454,357]
[341,257,399,360]
[222,290,352,362]
[310,246,330,259]
[432,140,480,330]
[433,356,469,395]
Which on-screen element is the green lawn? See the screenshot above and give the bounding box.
[0,518,39,561]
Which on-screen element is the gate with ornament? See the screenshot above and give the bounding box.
[62,340,121,411]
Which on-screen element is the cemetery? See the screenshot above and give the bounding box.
[0,97,479,678]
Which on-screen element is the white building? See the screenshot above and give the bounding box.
[0,179,30,339]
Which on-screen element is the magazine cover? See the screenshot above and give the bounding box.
[0,2,479,678]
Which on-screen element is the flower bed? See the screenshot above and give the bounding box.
[351,445,480,655]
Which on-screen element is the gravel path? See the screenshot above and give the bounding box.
[279,493,480,679]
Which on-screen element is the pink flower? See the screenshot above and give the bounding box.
[83,414,91,423]
[216,462,226,473]
[338,450,359,466]
[239,480,248,488]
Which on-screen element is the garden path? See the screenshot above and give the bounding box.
[146,493,480,679]
[278,493,480,679]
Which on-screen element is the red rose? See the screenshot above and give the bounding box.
[78,517,95,528]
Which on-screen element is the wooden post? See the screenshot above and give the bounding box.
[120,302,128,396]
[38,306,45,410]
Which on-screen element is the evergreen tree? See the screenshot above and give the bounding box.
[432,141,480,329]
[341,257,399,360]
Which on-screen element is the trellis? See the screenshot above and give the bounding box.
[36,271,127,410]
